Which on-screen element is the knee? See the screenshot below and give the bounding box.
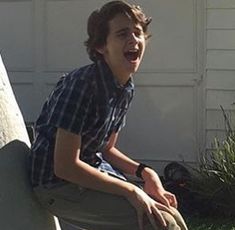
[161,211,181,230]
[169,207,188,230]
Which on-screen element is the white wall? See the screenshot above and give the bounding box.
[205,0,235,151]
[0,0,205,170]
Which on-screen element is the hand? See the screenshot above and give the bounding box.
[126,186,173,230]
[142,168,178,209]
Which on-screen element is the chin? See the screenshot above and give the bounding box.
[127,68,138,76]
[123,59,141,75]
[130,63,140,73]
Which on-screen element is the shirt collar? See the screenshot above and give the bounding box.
[97,59,134,95]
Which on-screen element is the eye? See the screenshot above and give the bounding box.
[117,31,129,38]
[134,30,144,38]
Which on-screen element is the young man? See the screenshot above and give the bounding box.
[29,1,188,230]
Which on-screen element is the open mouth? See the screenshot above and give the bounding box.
[124,49,140,62]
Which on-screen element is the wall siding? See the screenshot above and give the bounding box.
[207,0,235,9]
[207,71,235,90]
[207,9,235,29]
[207,50,235,70]
[206,0,235,149]
[207,31,235,49]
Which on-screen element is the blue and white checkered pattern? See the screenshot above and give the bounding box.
[29,60,134,187]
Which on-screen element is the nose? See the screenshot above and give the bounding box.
[128,32,138,45]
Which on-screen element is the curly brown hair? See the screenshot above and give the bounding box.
[84,1,151,62]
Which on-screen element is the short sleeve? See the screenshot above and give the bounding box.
[47,71,92,135]
[114,115,126,133]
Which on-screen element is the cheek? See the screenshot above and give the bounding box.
[141,41,146,53]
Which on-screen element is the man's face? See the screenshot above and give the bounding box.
[97,13,146,83]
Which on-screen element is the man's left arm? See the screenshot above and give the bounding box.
[103,132,178,208]
[103,132,139,175]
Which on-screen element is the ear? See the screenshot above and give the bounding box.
[96,45,106,55]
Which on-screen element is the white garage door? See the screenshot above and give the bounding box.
[0,0,204,165]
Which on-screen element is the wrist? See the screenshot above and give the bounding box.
[142,166,155,180]
[135,163,153,179]
[142,167,163,188]
[122,182,137,199]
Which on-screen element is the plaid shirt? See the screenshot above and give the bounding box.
[29,60,134,187]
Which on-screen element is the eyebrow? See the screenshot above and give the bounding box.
[115,26,143,34]
[115,28,129,34]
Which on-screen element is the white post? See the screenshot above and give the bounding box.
[0,54,61,230]
[0,55,30,147]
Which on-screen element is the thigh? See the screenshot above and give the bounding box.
[34,183,140,230]
[34,183,187,230]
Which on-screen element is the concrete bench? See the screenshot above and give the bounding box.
[0,140,61,230]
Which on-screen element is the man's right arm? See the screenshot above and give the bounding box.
[54,127,135,196]
[54,127,171,229]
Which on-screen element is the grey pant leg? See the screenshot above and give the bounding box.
[162,208,188,230]
[170,207,188,230]
[34,183,188,230]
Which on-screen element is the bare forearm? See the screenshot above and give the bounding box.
[54,128,135,199]
[103,147,139,175]
[55,158,135,197]
[104,147,162,185]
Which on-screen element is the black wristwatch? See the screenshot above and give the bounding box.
[135,163,151,179]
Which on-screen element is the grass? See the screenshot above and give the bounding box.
[186,216,235,230]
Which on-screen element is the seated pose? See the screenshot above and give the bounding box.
[28,1,188,229]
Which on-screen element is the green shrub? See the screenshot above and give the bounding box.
[190,106,235,217]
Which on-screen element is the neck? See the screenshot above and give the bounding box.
[114,73,131,86]
[103,59,131,86]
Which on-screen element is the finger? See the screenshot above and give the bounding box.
[165,193,178,208]
[158,195,171,208]
[155,202,175,216]
[143,205,159,230]
[146,211,160,230]
[151,207,167,228]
